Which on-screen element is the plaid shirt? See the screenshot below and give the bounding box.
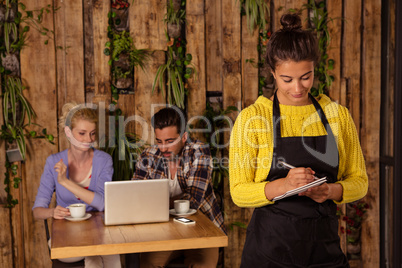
[133,141,225,233]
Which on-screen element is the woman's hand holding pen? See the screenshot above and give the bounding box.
[283,167,315,192]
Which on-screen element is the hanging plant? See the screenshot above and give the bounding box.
[164,0,185,39]
[239,0,270,34]
[152,37,196,109]
[104,14,151,98]
[0,0,56,208]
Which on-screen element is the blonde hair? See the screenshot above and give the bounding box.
[59,102,98,130]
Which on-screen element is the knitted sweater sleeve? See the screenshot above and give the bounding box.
[333,106,368,204]
[229,106,273,208]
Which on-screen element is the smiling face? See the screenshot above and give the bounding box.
[272,60,315,106]
[155,126,187,160]
[69,119,97,150]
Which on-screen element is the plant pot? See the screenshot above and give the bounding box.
[347,243,361,255]
[112,8,129,32]
[6,141,23,162]
[167,23,181,38]
[346,203,357,218]
[0,3,16,23]
[113,53,131,70]
[1,52,20,76]
[113,76,133,90]
[347,226,361,242]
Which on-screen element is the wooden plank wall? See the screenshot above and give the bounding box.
[20,1,58,267]
[360,1,381,267]
[0,0,383,267]
[132,0,165,144]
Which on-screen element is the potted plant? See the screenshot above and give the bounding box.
[1,0,56,207]
[338,200,369,260]
[152,37,195,109]
[104,25,151,96]
[240,0,270,34]
[111,0,130,32]
[164,0,185,38]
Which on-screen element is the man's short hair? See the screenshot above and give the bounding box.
[151,107,186,134]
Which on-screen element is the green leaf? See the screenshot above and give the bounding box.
[104,48,111,56]
[47,134,54,142]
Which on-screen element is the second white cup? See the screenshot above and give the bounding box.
[68,203,86,218]
[174,200,190,214]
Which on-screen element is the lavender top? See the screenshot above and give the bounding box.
[32,149,113,212]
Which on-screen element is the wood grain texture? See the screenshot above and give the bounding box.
[187,1,206,141]
[222,0,242,266]
[92,0,111,102]
[0,207,13,267]
[342,0,362,128]
[20,1,58,267]
[84,0,96,96]
[205,0,223,92]
[327,0,342,102]
[131,0,166,50]
[241,17,259,109]
[54,0,86,152]
[134,51,165,145]
[51,212,227,259]
[360,1,381,267]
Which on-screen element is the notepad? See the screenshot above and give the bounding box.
[272,177,327,201]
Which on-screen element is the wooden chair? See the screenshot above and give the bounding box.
[44,219,85,268]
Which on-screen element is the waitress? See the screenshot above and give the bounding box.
[229,13,368,267]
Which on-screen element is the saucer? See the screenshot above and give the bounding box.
[65,213,92,222]
[169,209,197,217]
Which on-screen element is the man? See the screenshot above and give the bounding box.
[133,107,225,267]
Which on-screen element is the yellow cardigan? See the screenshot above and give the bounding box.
[229,94,368,208]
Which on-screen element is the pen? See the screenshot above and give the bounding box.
[278,161,322,181]
[278,161,296,169]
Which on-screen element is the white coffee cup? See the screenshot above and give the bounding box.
[68,203,86,218]
[174,200,190,214]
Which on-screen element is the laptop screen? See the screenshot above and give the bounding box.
[104,179,169,225]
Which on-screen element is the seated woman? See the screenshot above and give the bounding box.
[32,102,121,268]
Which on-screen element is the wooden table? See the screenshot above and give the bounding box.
[51,212,228,259]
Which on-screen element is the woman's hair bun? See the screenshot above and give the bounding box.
[280,13,302,31]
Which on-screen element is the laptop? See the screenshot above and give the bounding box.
[104,179,170,225]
